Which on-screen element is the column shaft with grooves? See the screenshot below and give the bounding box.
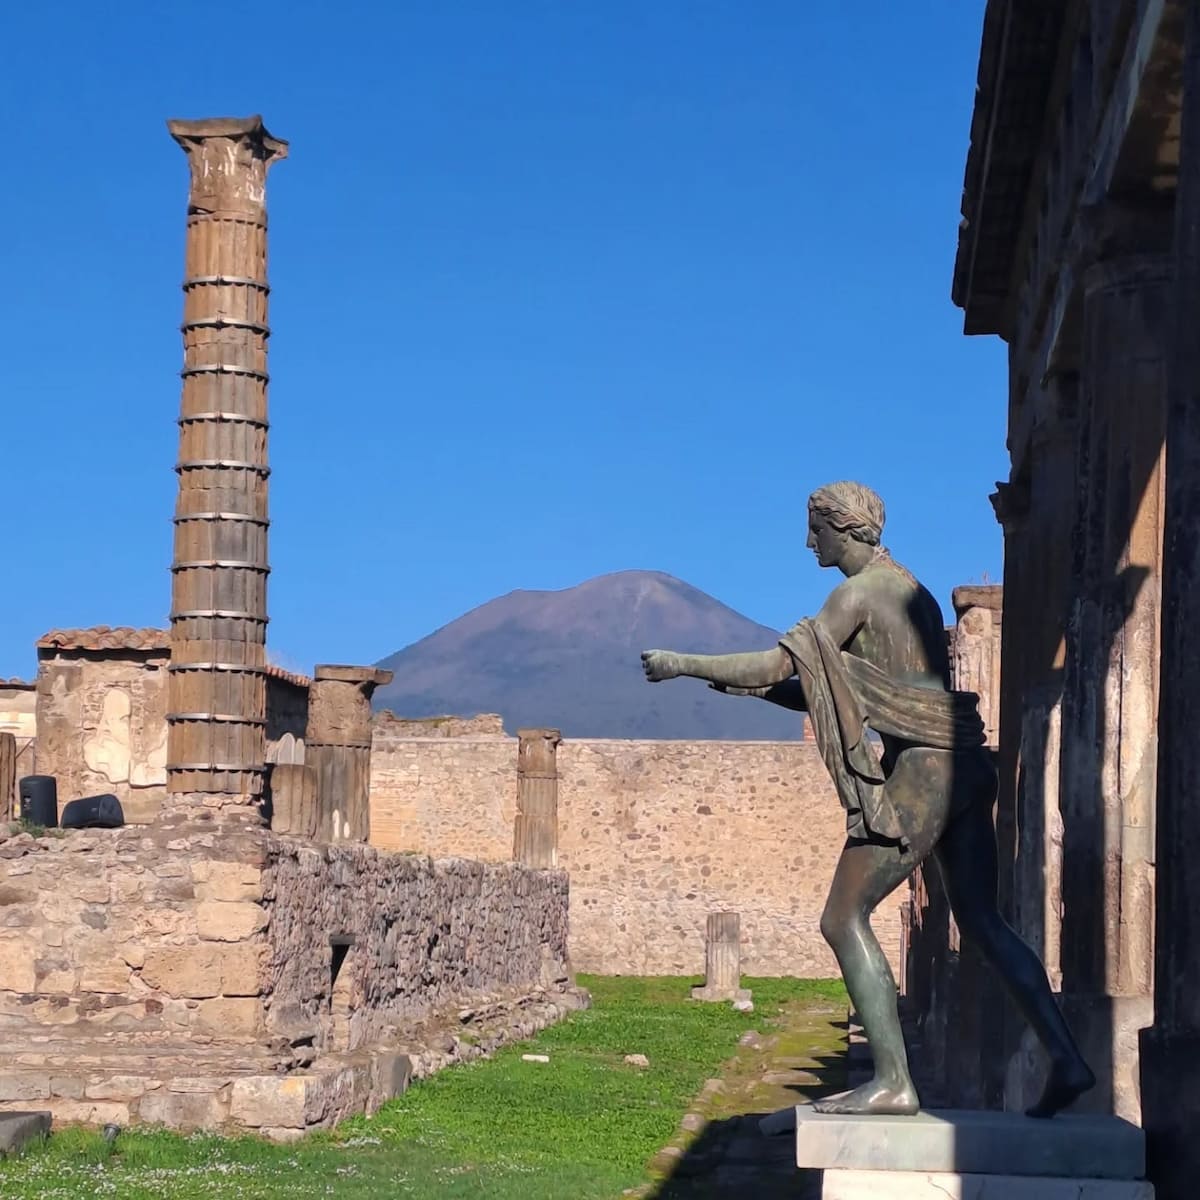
[165,116,288,798]
[306,665,393,843]
[513,729,561,868]
[702,912,742,993]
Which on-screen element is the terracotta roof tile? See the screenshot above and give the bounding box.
[35,629,313,688]
[265,663,311,690]
[36,626,171,653]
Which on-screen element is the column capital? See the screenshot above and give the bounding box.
[167,115,288,218]
[313,665,394,690]
[989,478,1031,531]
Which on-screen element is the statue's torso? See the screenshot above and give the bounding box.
[832,563,951,691]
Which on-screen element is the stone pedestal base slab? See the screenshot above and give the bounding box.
[795,1105,1145,1179]
[819,1168,1154,1199]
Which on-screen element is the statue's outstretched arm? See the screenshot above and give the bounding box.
[711,678,808,711]
[641,645,793,689]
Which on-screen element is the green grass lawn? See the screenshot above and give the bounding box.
[0,976,845,1199]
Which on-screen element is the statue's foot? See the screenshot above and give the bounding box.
[1025,1058,1096,1119]
[813,1077,919,1116]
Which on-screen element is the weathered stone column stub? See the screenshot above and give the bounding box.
[691,912,752,1004]
[306,665,393,843]
[513,728,561,868]
[165,115,287,802]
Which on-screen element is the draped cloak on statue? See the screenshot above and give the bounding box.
[777,618,986,847]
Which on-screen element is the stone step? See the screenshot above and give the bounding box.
[794,1105,1146,1181]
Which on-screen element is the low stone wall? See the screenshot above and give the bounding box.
[369,732,906,978]
[0,821,577,1137]
[262,841,571,1053]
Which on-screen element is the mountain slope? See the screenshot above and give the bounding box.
[373,570,804,740]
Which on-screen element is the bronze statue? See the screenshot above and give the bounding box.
[641,481,1094,1118]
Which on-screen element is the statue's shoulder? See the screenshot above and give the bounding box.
[819,573,870,620]
[848,563,922,610]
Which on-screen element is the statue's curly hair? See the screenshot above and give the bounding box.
[808,481,916,584]
[807,481,885,545]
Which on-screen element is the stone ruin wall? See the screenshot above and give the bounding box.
[369,726,906,979]
[0,682,36,816]
[264,842,571,1055]
[34,632,171,824]
[29,630,310,826]
[0,822,574,1136]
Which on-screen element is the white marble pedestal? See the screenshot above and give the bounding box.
[791,1105,1153,1199]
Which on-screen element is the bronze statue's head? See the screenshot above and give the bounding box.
[806,482,885,568]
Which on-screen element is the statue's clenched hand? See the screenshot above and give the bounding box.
[641,649,682,683]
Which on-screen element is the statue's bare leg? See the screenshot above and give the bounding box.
[814,747,953,1116]
[933,782,1095,1118]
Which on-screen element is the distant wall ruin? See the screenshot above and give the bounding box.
[31,628,312,825]
[0,681,36,815]
[368,720,906,978]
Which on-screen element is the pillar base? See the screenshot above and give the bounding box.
[1004,993,1152,1122]
[690,985,752,1003]
[1139,1027,1200,1200]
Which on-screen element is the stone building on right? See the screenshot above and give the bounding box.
[944,3,1200,1196]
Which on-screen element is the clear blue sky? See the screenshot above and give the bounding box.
[1,1,1005,678]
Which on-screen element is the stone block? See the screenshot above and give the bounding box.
[137,1090,223,1131]
[0,1074,49,1101]
[370,1051,413,1109]
[0,1111,51,1156]
[229,1076,309,1129]
[193,997,263,1038]
[818,1170,1154,1199]
[78,963,133,994]
[195,901,267,942]
[49,1075,84,1100]
[68,878,111,904]
[84,1076,153,1101]
[0,940,37,993]
[43,1099,130,1126]
[169,1076,234,1094]
[35,967,77,996]
[794,1106,1145,1180]
[141,943,262,999]
[192,861,264,903]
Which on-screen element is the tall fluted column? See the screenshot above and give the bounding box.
[1142,5,1200,1193]
[1051,252,1169,1121]
[165,116,287,804]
